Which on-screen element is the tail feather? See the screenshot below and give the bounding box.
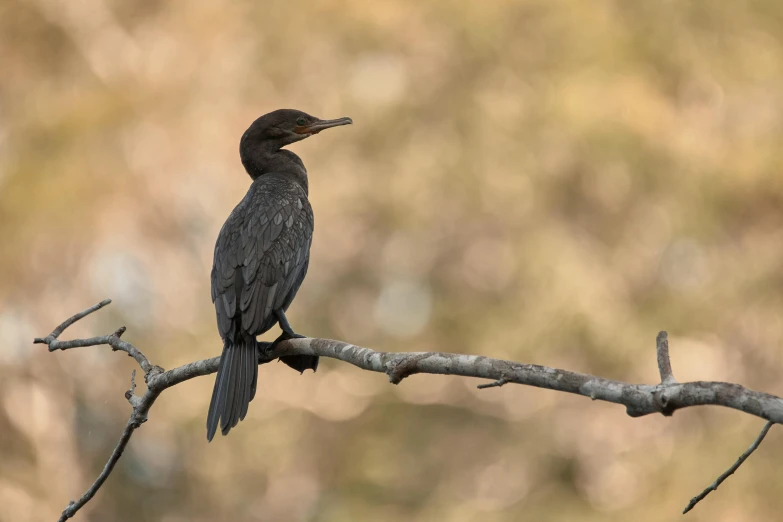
[239,340,256,420]
[227,342,243,430]
[206,340,258,441]
[206,346,228,441]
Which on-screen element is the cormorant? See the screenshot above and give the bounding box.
[207,109,352,441]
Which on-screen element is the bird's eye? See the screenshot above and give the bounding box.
[296,117,307,126]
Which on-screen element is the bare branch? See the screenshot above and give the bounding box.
[57,412,141,522]
[657,331,676,385]
[54,374,161,522]
[128,369,136,396]
[683,421,774,514]
[35,300,159,377]
[34,301,783,520]
[33,298,112,342]
[268,338,783,424]
[136,336,783,424]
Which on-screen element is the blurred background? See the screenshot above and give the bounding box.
[1,0,783,520]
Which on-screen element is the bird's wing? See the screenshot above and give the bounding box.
[211,178,313,338]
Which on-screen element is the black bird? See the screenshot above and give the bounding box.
[207,109,352,441]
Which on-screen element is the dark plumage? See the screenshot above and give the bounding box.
[207,109,352,441]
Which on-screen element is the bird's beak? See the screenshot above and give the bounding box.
[295,117,353,135]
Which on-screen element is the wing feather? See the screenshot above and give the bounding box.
[212,175,314,339]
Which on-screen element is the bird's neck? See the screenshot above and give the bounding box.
[243,149,309,194]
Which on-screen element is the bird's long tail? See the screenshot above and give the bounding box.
[206,339,258,441]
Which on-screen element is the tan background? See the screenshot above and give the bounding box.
[2,0,783,520]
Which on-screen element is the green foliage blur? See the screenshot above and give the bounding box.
[2,0,783,520]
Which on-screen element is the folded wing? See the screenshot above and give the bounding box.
[211,178,314,339]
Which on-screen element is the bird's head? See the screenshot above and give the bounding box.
[240,109,352,152]
[239,109,351,183]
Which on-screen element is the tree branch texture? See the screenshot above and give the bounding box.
[35,300,778,520]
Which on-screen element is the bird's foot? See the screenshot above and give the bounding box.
[256,332,306,359]
[271,331,319,374]
[269,331,306,352]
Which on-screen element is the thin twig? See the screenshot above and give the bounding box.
[682,421,774,514]
[42,299,111,341]
[477,376,509,389]
[57,415,139,522]
[657,331,676,385]
[35,300,158,376]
